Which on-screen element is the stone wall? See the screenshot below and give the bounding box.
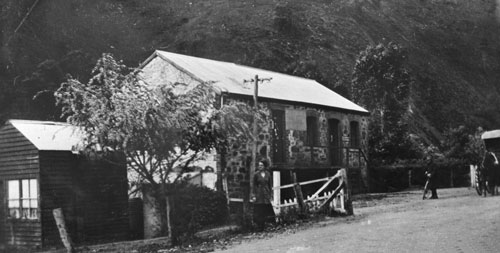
[221,105,272,199]
[221,101,370,198]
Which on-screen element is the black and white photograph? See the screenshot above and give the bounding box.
[1,0,500,252]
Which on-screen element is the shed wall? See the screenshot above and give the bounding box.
[39,151,78,247]
[76,154,129,242]
[40,152,129,245]
[1,123,129,250]
[0,124,41,249]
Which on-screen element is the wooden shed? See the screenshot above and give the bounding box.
[0,120,129,251]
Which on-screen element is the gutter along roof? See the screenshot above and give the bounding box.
[148,50,368,114]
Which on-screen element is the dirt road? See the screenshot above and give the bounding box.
[216,188,500,253]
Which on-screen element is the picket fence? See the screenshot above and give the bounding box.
[274,188,345,214]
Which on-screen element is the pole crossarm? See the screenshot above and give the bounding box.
[243,77,273,84]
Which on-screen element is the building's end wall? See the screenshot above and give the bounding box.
[40,151,128,247]
[0,124,41,250]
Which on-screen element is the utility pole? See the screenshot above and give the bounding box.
[244,75,272,197]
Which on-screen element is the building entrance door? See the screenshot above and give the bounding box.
[328,119,341,166]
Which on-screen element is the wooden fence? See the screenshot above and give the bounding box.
[223,168,353,217]
[272,168,351,216]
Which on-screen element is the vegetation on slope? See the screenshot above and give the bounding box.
[2,0,500,143]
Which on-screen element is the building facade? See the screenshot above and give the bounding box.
[141,50,370,202]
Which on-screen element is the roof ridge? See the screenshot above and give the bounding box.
[156,50,319,83]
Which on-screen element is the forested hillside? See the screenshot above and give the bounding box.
[2,0,500,144]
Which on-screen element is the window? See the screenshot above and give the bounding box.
[350,121,360,148]
[306,116,318,146]
[8,179,38,220]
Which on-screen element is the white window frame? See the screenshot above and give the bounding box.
[7,178,39,220]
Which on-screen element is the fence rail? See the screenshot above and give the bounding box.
[272,168,350,215]
[224,168,353,216]
[276,189,345,212]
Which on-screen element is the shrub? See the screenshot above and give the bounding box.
[171,184,228,239]
[370,159,471,193]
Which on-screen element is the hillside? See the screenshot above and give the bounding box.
[2,0,500,143]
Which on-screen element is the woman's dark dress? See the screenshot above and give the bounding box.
[252,169,275,230]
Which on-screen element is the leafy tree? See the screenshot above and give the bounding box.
[351,42,415,164]
[351,42,410,132]
[442,125,485,165]
[55,53,254,242]
[0,77,15,123]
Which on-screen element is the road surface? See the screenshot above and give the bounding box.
[216,188,500,253]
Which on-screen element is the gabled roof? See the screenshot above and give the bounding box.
[144,50,368,114]
[8,120,85,151]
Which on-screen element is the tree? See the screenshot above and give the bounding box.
[55,53,254,242]
[442,125,485,165]
[351,42,414,164]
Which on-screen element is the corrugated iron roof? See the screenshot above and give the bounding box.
[9,120,85,151]
[481,130,500,140]
[151,50,368,114]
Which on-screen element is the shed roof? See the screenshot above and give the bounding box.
[8,120,85,151]
[481,130,500,140]
[146,50,368,114]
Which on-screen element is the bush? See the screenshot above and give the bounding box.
[370,159,471,193]
[171,184,228,239]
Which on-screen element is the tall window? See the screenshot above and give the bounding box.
[8,179,38,220]
[350,121,360,148]
[306,116,319,146]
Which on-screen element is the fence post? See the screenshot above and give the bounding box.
[341,168,354,215]
[53,208,75,253]
[408,169,412,188]
[273,170,281,215]
[222,177,229,205]
[470,165,476,187]
[291,171,307,217]
[450,166,454,188]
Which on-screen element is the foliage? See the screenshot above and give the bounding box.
[55,53,254,239]
[442,125,485,165]
[351,42,417,164]
[56,53,251,184]
[171,184,228,239]
[4,0,500,148]
[371,159,471,192]
[0,78,15,123]
[351,42,410,120]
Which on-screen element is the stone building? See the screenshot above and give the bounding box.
[140,50,369,204]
